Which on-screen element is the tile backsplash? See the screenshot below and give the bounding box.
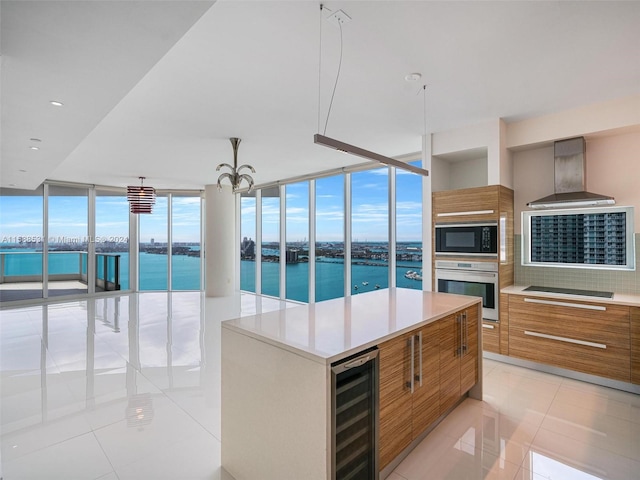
[514,233,640,294]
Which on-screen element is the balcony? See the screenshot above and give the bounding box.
[0,251,121,302]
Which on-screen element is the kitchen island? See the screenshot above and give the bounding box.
[221,288,482,480]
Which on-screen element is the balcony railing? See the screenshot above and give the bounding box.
[0,251,121,292]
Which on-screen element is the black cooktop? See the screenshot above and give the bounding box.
[524,285,613,299]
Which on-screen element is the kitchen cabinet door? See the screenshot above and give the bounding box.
[411,321,440,438]
[439,313,461,415]
[482,320,500,354]
[378,332,413,469]
[632,307,640,385]
[508,295,630,382]
[460,306,479,394]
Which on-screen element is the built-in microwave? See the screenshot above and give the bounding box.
[435,222,498,257]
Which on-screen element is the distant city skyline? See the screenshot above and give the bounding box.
[2,163,422,246]
[0,194,201,244]
[241,163,423,243]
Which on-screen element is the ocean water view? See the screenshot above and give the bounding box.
[1,245,422,301]
[241,259,423,303]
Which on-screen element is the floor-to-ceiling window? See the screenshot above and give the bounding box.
[139,195,168,291]
[285,182,309,302]
[96,189,130,291]
[1,185,203,304]
[315,175,345,301]
[261,187,280,297]
[240,192,257,293]
[396,160,423,290]
[171,194,201,291]
[47,185,89,297]
[0,187,44,302]
[351,168,389,295]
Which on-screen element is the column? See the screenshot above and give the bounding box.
[205,184,236,297]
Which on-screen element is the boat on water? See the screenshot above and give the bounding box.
[362,281,369,286]
[404,270,423,281]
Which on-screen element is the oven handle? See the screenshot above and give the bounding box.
[435,269,498,280]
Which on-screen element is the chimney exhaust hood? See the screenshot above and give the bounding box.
[527,137,615,209]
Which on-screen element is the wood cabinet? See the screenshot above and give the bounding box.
[432,186,500,223]
[378,321,441,469]
[378,306,478,470]
[632,307,640,385]
[411,321,441,436]
[378,331,413,469]
[499,293,510,354]
[432,185,514,356]
[439,306,479,416]
[508,295,631,382]
[481,320,500,353]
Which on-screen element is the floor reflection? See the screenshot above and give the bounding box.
[1,292,639,479]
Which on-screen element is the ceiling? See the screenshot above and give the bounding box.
[2,0,640,191]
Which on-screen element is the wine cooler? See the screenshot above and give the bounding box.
[331,347,379,480]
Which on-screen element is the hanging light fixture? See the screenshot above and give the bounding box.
[216,137,256,192]
[314,6,429,177]
[127,176,156,214]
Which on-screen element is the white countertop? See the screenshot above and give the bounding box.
[222,288,480,364]
[502,285,640,307]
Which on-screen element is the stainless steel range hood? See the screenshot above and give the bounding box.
[527,137,615,209]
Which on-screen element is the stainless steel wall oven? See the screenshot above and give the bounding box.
[435,260,498,321]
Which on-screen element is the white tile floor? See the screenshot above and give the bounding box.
[1,292,639,479]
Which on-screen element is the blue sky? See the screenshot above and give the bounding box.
[0,194,201,244]
[2,165,422,246]
[241,163,423,243]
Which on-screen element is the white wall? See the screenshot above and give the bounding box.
[431,156,487,191]
[513,131,640,232]
[449,157,488,190]
[430,119,512,188]
[507,94,640,149]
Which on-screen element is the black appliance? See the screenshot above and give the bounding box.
[435,222,498,257]
[331,347,379,480]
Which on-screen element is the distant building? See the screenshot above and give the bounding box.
[241,237,255,259]
[286,249,299,264]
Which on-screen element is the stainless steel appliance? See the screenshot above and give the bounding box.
[435,260,498,321]
[435,222,498,257]
[331,347,379,480]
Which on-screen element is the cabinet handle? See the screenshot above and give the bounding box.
[457,314,463,357]
[482,324,495,329]
[437,210,495,217]
[416,331,423,387]
[407,336,415,393]
[523,298,606,311]
[524,330,607,349]
[462,311,468,355]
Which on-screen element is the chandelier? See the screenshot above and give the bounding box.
[127,177,156,214]
[216,137,256,192]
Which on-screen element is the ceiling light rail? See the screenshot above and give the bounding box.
[314,6,429,178]
[314,134,429,176]
[236,150,422,194]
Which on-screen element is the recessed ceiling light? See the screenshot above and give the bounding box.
[50,100,64,106]
[405,72,422,82]
[30,138,42,142]
[29,146,40,150]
